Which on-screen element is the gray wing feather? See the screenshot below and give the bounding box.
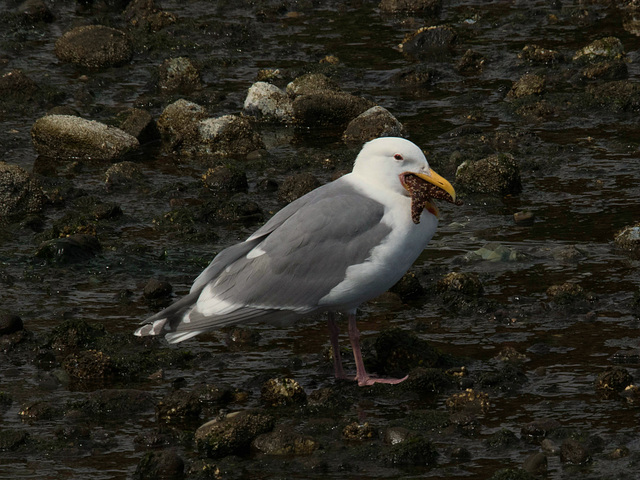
[137,178,392,342]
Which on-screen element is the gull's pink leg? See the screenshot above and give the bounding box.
[347,313,408,387]
[327,312,347,380]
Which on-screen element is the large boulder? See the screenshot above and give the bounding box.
[0,163,45,223]
[31,115,139,160]
[54,25,133,69]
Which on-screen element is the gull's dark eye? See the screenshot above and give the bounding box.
[394,153,403,161]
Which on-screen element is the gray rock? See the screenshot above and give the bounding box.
[157,99,208,150]
[573,36,625,63]
[507,74,545,99]
[252,428,318,455]
[158,57,202,93]
[455,153,522,196]
[342,106,405,145]
[614,222,640,253]
[560,438,590,465]
[523,452,548,475]
[123,0,177,32]
[379,0,442,15]
[0,162,45,223]
[115,108,159,144]
[35,234,101,264]
[292,91,375,128]
[105,161,144,189]
[134,450,184,480]
[196,115,264,156]
[195,410,275,459]
[261,378,307,407]
[31,115,139,160]
[286,73,341,97]
[54,25,133,69]
[400,25,456,58]
[243,82,294,123]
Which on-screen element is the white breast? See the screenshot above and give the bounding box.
[317,175,438,312]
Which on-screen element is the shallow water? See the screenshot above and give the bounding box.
[1,0,640,479]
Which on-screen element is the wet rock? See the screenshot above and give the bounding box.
[389,270,425,302]
[261,377,307,407]
[372,329,440,377]
[437,272,483,296]
[115,108,159,144]
[457,49,485,74]
[69,389,155,417]
[573,36,625,63]
[445,389,490,414]
[450,446,472,461]
[156,383,233,422]
[379,0,441,15]
[384,426,413,445]
[277,173,321,203]
[507,74,545,100]
[202,165,248,195]
[0,69,40,103]
[513,211,535,226]
[546,282,587,305]
[523,452,548,476]
[157,99,208,150]
[342,421,376,441]
[143,278,173,300]
[46,318,106,352]
[486,429,520,449]
[196,115,264,156]
[518,44,562,65]
[403,367,453,393]
[243,82,294,123]
[495,346,527,363]
[0,429,29,451]
[560,438,590,465]
[286,73,340,97]
[0,162,45,224]
[225,327,261,351]
[252,428,319,455]
[586,80,640,111]
[581,60,628,81]
[392,64,437,87]
[342,106,406,145]
[195,410,275,459]
[159,57,202,93]
[608,446,630,459]
[478,362,527,392]
[620,384,640,405]
[62,349,114,379]
[306,386,352,413]
[105,161,144,190]
[292,91,375,129]
[54,25,133,69]
[31,115,139,160]
[123,0,177,31]
[19,399,60,421]
[35,234,101,264]
[0,313,23,336]
[134,449,184,480]
[595,366,633,393]
[382,435,438,467]
[399,25,456,58]
[521,418,561,443]
[18,0,54,24]
[455,153,522,196]
[614,222,640,253]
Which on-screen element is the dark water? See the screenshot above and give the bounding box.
[1,0,640,479]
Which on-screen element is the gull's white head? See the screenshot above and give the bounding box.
[352,137,455,201]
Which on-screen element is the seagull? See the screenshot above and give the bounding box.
[135,137,458,386]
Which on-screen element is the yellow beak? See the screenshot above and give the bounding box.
[411,169,457,202]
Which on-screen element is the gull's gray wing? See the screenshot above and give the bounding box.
[136,178,393,343]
